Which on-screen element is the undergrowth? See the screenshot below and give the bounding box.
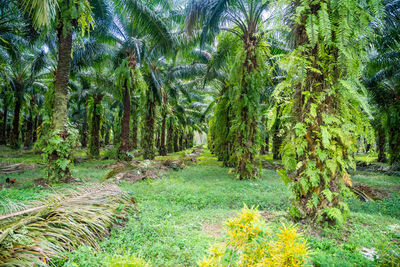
[1,148,399,266]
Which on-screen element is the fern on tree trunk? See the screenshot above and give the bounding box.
[278,0,381,224]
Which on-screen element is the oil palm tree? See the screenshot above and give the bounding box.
[69,27,116,156]
[101,0,176,157]
[0,0,30,145]
[276,0,382,223]
[7,46,49,148]
[73,66,114,157]
[21,0,94,181]
[186,0,271,179]
[365,0,400,165]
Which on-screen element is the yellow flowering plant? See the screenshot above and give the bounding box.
[199,205,309,267]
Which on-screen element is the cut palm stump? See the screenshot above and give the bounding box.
[0,184,134,266]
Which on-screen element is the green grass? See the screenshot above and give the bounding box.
[355,153,378,163]
[1,147,399,266]
[63,166,290,266]
[0,147,116,214]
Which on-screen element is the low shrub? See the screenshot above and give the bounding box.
[198,205,309,266]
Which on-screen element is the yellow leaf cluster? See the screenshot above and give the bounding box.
[342,172,352,187]
[198,206,309,267]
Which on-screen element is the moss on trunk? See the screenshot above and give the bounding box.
[47,25,73,182]
[89,95,103,157]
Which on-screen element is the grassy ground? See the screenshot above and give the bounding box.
[1,146,399,266]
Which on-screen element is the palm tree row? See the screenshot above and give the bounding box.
[0,0,208,176]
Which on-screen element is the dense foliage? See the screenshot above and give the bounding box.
[275,0,383,224]
[0,0,398,232]
[365,0,400,166]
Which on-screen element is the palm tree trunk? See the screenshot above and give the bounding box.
[389,110,400,164]
[47,25,73,180]
[89,95,103,157]
[272,128,281,160]
[24,95,36,148]
[189,132,194,148]
[377,127,386,163]
[101,125,105,146]
[155,125,160,148]
[52,29,71,133]
[131,112,138,149]
[104,129,110,146]
[264,135,269,153]
[119,83,131,154]
[33,116,41,143]
[159,112,167,155]
[179,133,184,151]
[286,3,352,221]
[25,111,33,148]
[143,94,156,160]
[10,84,22,148]
[81,105,88,148]
[184,134,188,149]
[273,107,281,160]
[173,129,179,152]
[6,124,11,141]
[167,122,173,153]
[234,31,260,179]
[21,120,26,145]
[1,96,8,145]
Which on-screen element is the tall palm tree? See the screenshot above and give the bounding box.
[186,0,270,179]
[69,29,116,156]
[276,0,382,223]
[0,0,30,145]
[7,46,49,148]
[100,0,176,157]
[364,0,400,165]
[73,66,114,157]
[21,0,94,181]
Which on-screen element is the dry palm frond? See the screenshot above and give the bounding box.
[0,199,28,216]
[349,182,389,202]
[0,163,36,174]
[103,147,204,182]
[0,184,134,266]
[103,162,139,181]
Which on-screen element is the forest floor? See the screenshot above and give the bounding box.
[0,146,399,266]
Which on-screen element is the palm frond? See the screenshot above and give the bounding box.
[169,63,207,79]
[20,0,58,29]
[117,0,176,52]
[0,184,133,266]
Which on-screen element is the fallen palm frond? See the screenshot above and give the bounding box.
[0,199,28,216]
[103,161,139,180]
[349,182,389,202]
[261,160,282,170]
[356,161,400,176]
[103,147,204,182]
[0,184,134,266]
[0,163,36,174]
[103,160,169,182]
